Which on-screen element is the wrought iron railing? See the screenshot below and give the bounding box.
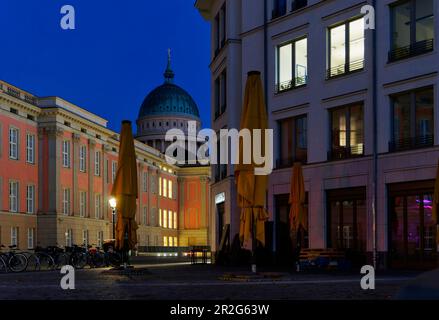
[326,59,364,79]
[388,39,434,62]
[1,83,38,106]
[328,145,364,161]
[276,76,307,93]
[389,135,434,152]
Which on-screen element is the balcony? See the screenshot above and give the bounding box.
[388,39,434,63]
[0,82,38,106]
[328,145,364,161]
[292,0,307,12]
[389,135,434,152]
[326,59,364,79]
[275,76,307,93]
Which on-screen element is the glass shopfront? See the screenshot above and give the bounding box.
[327,187,367,266]
[388,181,438,269]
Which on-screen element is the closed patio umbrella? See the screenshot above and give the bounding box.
[235,71,269,269]
[111,121,139,253]
[289,162,306,233]
[289,162,306,264]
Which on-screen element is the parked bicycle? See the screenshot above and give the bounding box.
[0,245,28,273]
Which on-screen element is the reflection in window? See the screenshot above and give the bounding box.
[278,115,307,167]
[330,104,364,160]
[391,87,434,151]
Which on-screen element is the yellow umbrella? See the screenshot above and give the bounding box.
[235,71,269,251]
[289,162,306,233]
[432,160,439,249]
[111,121,139,251]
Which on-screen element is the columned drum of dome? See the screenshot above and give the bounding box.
[136,51,201,153]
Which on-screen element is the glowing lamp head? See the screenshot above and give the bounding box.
[109,197,117,210]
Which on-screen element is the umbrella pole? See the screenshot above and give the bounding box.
[251,214,257,273]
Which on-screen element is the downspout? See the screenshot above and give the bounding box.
[372,0,378,270]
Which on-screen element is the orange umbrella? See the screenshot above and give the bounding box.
[289,162,307,233]
[235,71,269,251]
[111,121,139,251]
[432,160,439,249]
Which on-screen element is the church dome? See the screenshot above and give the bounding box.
[138,52,200,120]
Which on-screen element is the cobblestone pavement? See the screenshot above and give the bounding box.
[0,263,420,300]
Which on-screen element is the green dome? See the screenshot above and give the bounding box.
[138,51,200,120]
[138,83,200,119]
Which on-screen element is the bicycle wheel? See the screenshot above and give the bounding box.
[109,252,122,267]
[71,252,87,269]
[0,256,7,273]
[37,252,56,271]
[25,253,40,271]
[93,253,105,268]
[8,253,28,273]
[56,253,70,269]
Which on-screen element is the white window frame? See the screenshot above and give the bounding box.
[95,151,101,176]
[82,230,89,247]
[26,134,35,164]
[62,140,71,168]
[66,229,73,247]
[62,188,70,215]
[143,171,148,192]
[11,227,18,247]
[163,209,168,228]
[79,191,87,217]
[95,193,101,219]
[9,181,19,213]
[27,228,34,249]
[26,185,35,214]
[9,127,19,160]
[97,231,104,248]
[143,207,148,225]
[79,145,87,172]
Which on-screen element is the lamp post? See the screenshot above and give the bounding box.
[109,197,117,240]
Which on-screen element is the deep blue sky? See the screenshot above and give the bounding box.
[0,0,211,132]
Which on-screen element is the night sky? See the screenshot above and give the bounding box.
[0,0,211,132]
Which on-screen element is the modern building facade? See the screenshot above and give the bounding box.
[196,0,439,269]
[0,60,210,250]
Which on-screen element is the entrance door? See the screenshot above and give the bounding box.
[216,202,225,247]
[327,187,367,266]
[389,181,438,269]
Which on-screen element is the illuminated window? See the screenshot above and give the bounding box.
[328,18,364,77]
[168,211,172,229]
[159,209,162,227]
[163,236,168,247]
[159,177,162,196]
[168,180,173,199]
[173,212,177,229]
[173,237,178,247]
[163,210,168,228]
[276,37,308,92]
[169,237,173,247]
[163,179,168,198]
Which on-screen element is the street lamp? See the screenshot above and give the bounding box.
[109,197,117,240]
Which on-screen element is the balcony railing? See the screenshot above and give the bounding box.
[389,135,434,152]
[292,0,307,11]
[1,83,38,106]
[388,39,434,62]
[326,59,364,79]
[275,76,307,93]
[328,145,364,161]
